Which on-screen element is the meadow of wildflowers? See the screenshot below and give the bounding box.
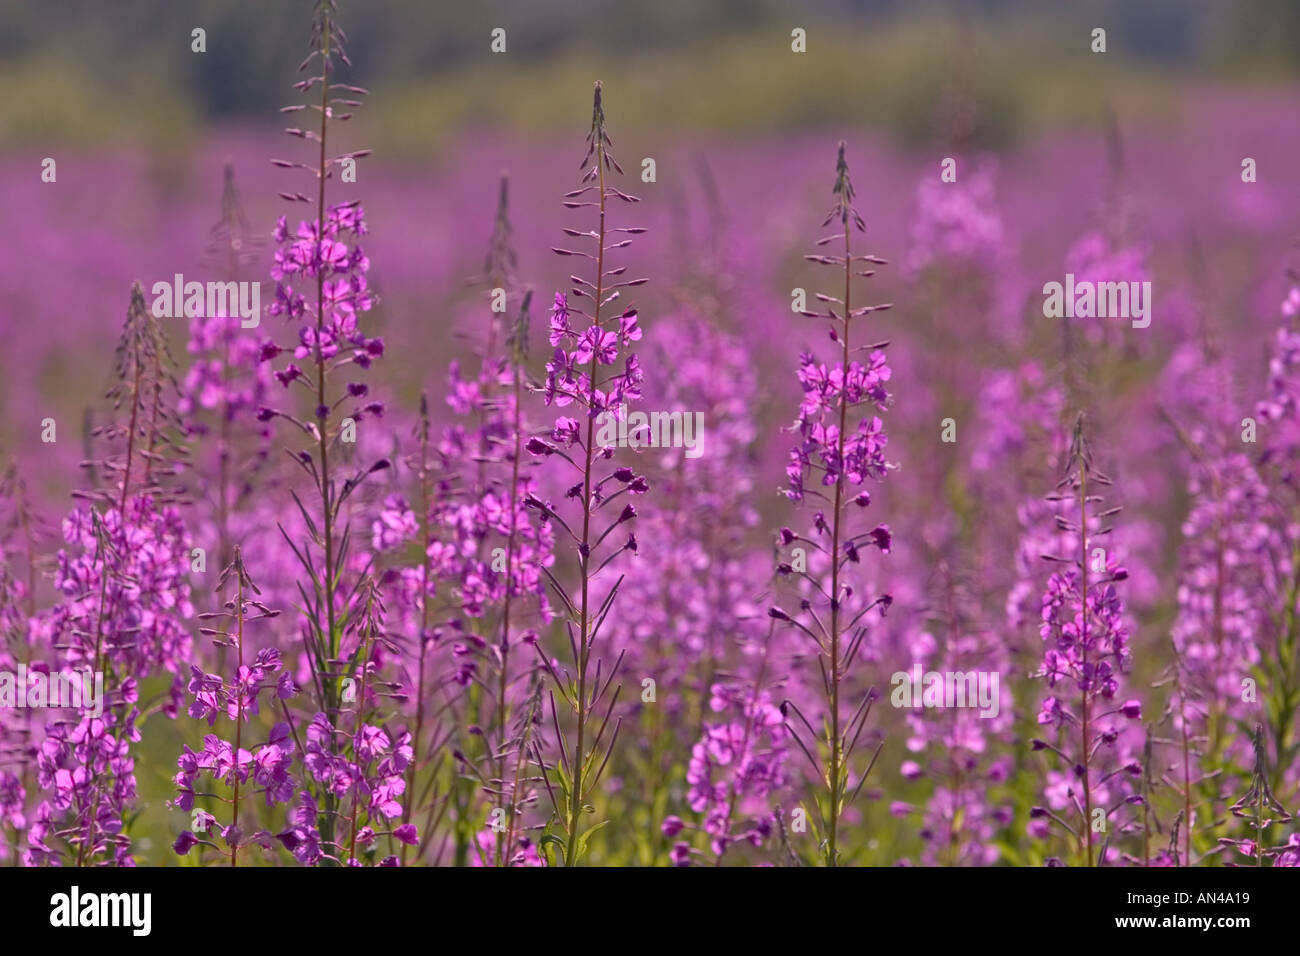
[3,0,1300,882]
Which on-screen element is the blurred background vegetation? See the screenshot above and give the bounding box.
[3,0,1299,157]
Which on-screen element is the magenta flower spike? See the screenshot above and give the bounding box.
[774,142,894,866]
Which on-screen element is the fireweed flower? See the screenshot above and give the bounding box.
[897,597,1015,866]
[1147,339,1255,866]
[1029,418,1144,866]
[371,493,418,553]
[1165,407,1269,773]
[967,362,1067,639]
[1048,121,1153,392]
[596,312,773,863]
[38,294,197,700]
[901,158,1007,280]
[672,617,789,865]
[1219,726,1295,867]
[170,550,293,865]
[47,500,194,681]
[442,300,558,866]
[1061,139,1151,353]
[257,0,391,856]
[388,180,556,867]
[180,165,277,599]
[0,640,27,861]
[469,827,544,867]
[774,143,893,866]
[1257,274,1300,489]
[28,284,196,866]
[896,157,1025,511]
[1251,274,1300,795]
[379,394,456,864]
[0,471,38,862]
[970,364,1065,479]
[526,82,649,866]
[279,583,418,866]
[1065,230,1150,308]
[430,354,554,626]
[424,350,557,863]
[1259,293,1300,492]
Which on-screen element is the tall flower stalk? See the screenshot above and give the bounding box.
[528,82,647,865]
[387,180,555,865]
[1254,276,1300,795]
[489,289,543,865]
[172,548,291,865]
[181,165,273,594]
[393,394,448,864]
[437,180,554,866]
[1029,417,1144,866]
[775,142,893,866]
[31,283,193,866]
[0,464,38,863]
[1152,642,1214,865]
[1156,386,1270,862]
[259,0,386,857]
[1220,726,1294,866]
[898,569,1015,866]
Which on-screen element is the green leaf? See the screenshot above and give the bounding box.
[552,761,573,800]
[539,832,566,867]
[573,819,610,862]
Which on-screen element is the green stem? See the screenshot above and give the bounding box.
[230,563,245,866]
[564,126,607,868]
[313,11,340,860]
[1079,459,1094,868]
[824,212,851,867]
